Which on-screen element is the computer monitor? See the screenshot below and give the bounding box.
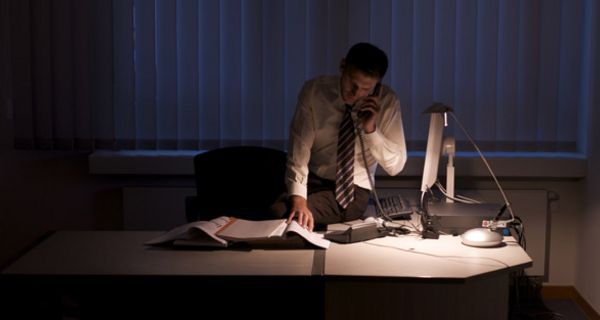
[419,103,452,239]
[420,112,444,195]
[420,103,452,195]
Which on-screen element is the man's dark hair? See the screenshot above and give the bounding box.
[345,42,388,79]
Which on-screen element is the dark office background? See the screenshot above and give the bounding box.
[0,0,599,315]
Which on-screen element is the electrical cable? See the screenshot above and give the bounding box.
[356,125,416,236]
[434,181,482,204]
[447,111,516,228]
[354,119,393,223]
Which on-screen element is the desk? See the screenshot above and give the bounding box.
[0,231,324,319]
[1,230,531,319]
[325,234,532,319]
[2,231,320,276]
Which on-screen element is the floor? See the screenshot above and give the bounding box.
[510,298,589,319]
[544,299,589,320]
[509,275,593,320]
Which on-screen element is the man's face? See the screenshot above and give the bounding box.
[340,66,380,105]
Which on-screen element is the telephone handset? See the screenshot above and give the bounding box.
[370,82,381,97]
[356,82,381,119]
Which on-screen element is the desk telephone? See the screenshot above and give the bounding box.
[375,194,414,220]
[324,217,411,244]
[324,220,387,243]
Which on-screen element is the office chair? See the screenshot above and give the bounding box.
[185,146,287,222]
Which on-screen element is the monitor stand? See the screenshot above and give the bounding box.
[421,220,440,239]
[420,193,440,239]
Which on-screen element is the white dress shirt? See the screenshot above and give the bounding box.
[286,75,407,199]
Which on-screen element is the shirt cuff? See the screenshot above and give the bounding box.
[363,129,385,147]
[287,181,308,199]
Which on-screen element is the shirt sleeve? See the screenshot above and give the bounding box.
[362,88,407,176]
[285,82,315,199]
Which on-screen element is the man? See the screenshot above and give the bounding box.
[273,42,407,231]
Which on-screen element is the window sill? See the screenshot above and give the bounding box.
[399,151,587,179]
[88,150,587,178]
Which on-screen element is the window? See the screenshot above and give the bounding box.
[8,0,597,154]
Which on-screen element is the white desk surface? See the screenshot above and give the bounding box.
[325,233,532,280]
[1,229,531,320]
[3,230,531,281]
[2,231,319,276]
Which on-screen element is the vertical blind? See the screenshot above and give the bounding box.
[8,0,598,152]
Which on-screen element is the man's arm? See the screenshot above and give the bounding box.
[285,83,316,230]
[362,90,407,176]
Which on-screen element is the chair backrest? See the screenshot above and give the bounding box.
[189,146,287,221]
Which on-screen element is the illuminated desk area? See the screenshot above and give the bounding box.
[1,229,531,319]
[325,233,532,320]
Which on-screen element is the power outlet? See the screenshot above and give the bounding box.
[482,219,508,228]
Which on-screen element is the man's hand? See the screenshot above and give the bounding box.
[356,95,380,133]
[287,195,315,231]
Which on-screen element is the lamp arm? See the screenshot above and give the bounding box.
[447,112,515,227]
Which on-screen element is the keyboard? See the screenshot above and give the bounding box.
[374,194,414,220]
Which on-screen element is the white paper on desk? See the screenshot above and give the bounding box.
[217,219,330,249]
[217,219,288,241]
[144,217,230,247]
[145,217,330,249]
[284,221,330,249]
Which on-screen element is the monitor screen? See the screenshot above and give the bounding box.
[420,112,445,194]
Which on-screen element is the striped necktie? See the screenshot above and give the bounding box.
[335,105,356,209]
